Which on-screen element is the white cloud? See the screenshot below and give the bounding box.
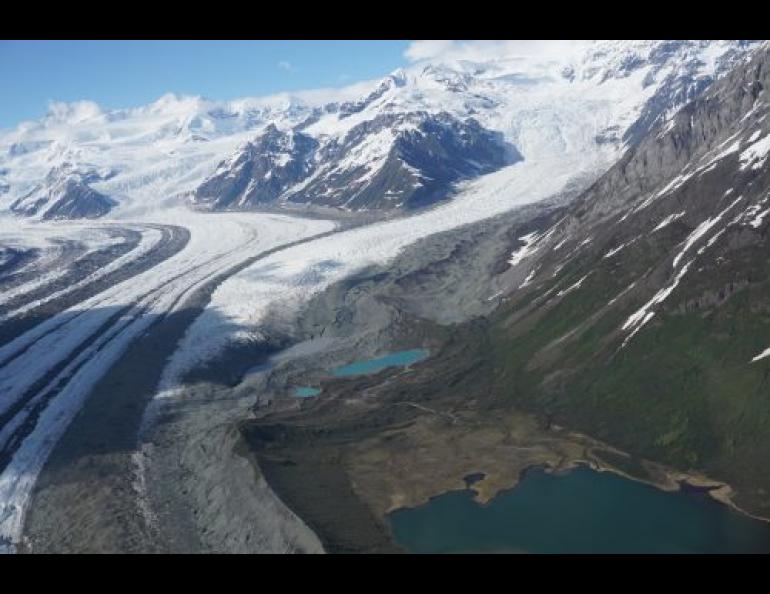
[226,77,383,111]
[277,60,294,72]
[45,99,104,125]
[404,40,591,64]
[403,40,456,62]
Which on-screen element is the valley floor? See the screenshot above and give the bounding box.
[5,153,759,554]
[2,156,593,552]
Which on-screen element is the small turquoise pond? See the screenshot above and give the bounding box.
[294,387,320,398]
[291,349,428,398]
[388,465,770,554]
[331,348,429,377]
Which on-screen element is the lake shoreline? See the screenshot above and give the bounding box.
[381,446,770,527]
[386,463,770,554]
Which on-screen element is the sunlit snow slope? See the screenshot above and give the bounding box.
[0,41,758,218]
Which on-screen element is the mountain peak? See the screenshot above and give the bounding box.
[1,41,763,220]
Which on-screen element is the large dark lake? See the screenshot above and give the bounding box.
[388,465,770,553]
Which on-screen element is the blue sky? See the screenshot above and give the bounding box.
[0,40,412,129]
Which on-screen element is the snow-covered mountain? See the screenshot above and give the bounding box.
[9,162,116,219]
[0,40,760,219]
[195,112,518,211]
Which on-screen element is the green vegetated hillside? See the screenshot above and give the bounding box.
[484,45,770,517]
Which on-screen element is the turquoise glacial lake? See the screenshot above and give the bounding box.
[294,387,321,398]
[292,348,428,397]
[388,465,770,554]
[330,348,429,377]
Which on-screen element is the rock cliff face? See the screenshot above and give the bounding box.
[10,164,116,220]
[194,124,318,209]
[195,112,518,211]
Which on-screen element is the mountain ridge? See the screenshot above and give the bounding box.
[462,41,770,518]
[0,40,760,219]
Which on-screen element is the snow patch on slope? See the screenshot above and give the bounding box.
[740,133,770,170]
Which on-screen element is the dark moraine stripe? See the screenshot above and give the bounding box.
[0,225,189,347]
